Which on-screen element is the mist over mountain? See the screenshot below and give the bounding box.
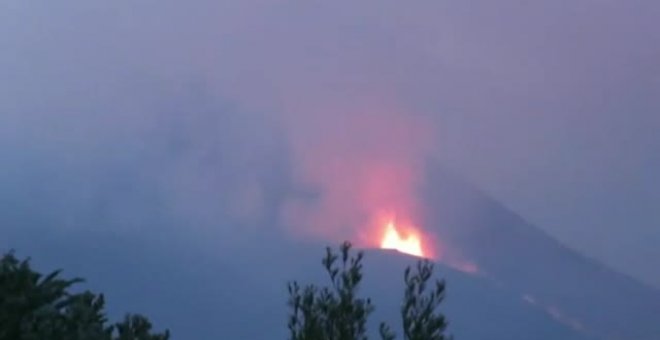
[2,0,659,285]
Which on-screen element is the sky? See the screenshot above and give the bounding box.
[1,1,659,286]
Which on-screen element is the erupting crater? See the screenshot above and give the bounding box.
[375,215,478,275]
[379,219,427,258]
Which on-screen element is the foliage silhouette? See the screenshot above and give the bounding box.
[0,251,169,340]
[287,242,451,340]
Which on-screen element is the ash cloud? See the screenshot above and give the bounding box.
[1,0,659,285]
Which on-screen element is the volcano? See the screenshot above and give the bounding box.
[3,167,659,340]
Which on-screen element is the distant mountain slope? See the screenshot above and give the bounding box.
[4,226,590,340]
[422,165,660,339]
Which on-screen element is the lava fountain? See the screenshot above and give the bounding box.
[377,218,480,274]
[375,216,478,275]
[379,219,427,258]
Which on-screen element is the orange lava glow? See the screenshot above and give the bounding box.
[380,220,426,257]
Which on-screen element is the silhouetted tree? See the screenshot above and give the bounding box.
[287,242,451,340]
[287,242,374,340]
[402,261,450,340]
[0,251,169,340]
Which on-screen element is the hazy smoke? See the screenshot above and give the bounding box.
[280,101,436,244]
[1,0,659,285]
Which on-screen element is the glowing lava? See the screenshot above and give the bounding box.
[380,221,425,257]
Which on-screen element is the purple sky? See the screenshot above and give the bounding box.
[1,1,659,286]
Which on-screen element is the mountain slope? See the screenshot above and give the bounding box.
[4,226,590,340]
[422,165,660,339]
